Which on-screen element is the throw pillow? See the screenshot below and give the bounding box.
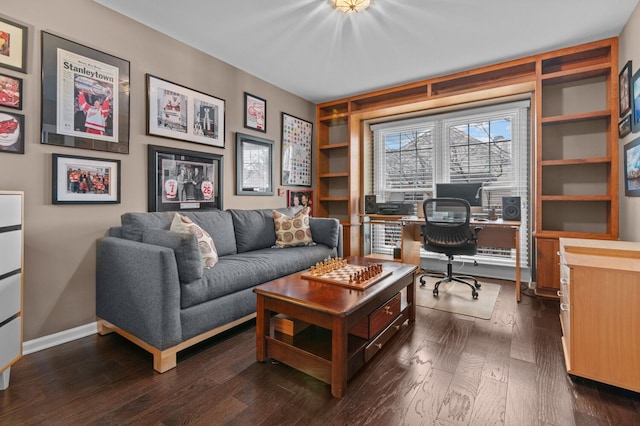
[273,207,314,248]
[170,213,218,268]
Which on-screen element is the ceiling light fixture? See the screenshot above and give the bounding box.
[333,0,371,13]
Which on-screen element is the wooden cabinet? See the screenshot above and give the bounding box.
[316,101,360,256]
[0,191,24,391]
[558,238,640,393]
[534,39,619,295]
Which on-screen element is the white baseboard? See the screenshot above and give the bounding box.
[23,322,97,355]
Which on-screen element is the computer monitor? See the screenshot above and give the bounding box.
[435,182,483,207]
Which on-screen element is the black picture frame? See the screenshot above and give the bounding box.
[624,136,640,197]
[236,132,274,195]
[281,112,312,186]
[0,72,23,110]
[41,31,130,153]
[243,92,266,133]
[147,144,223,212]
[632,68,640,134]
[0,110,24,154]
[619,115,632,138]
[619,60,632,118]
[52,153,121,204]
[0,16,28,73]
[146,74,225,148]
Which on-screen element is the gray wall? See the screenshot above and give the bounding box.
[0,0,315,341]
[619,2,640,242]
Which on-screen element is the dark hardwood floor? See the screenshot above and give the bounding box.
[1,280,639,425]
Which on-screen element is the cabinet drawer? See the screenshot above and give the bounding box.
[0,195,21,228]
[0,317,21,369]
[0,230,21,276]
[350,293,401,339]
[0,273,21,323]
[364,314,405,362]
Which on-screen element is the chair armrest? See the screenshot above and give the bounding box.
[96,237,182,350]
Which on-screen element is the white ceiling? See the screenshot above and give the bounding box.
[95,0,639,104]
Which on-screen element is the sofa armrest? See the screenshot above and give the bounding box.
[309,217,342,256]
[96,236,182,350]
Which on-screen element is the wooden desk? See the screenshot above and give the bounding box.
[361,214,522,302]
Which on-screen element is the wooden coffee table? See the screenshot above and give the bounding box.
[254,256,417,398]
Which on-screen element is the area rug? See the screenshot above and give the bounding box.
[415,276,500,319]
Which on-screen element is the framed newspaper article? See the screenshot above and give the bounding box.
[281,112,312,186]
[147,144,223,212]
[147,74,225,148]
[41,32,130,154]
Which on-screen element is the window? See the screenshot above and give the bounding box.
[370,101,530,276]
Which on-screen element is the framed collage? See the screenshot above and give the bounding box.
[281,112,312,186]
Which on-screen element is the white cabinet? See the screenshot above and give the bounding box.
[0,191,23,391]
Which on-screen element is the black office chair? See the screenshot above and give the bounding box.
[419,198,483,299]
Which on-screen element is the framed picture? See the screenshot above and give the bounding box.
[41,31,130,153]
[287,189,313,216]
[236,132,274,195]
[624,137,640,197]
[619,115,632,138]
[281,112,312,186]
[146,74,225,148]
[52,153,121,204]
[620,61,632,118]
[244,92,266,133]
[0,72,22,109]
[147,144,223,212]
[0,111,24,154]
[632,68,640,134]
[0,16,28,73]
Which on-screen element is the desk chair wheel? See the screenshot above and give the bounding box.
[472,290,479,299]
[433,288,439,297]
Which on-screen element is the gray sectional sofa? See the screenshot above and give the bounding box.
[96,207,342,372]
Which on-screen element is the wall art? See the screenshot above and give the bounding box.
[41,31,130,153]
[147,74,225,148]
[52,153,121,204]
[148,144,223,212]
[281,112,312,186]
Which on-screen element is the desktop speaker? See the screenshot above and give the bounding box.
[502,196,521,221]
[364,195,377,214]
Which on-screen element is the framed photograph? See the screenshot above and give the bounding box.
[287,189,313,216]
[281,112,312,186]
[624,137,640,197]
[0,16,27,73]
[0,72,22,109]
[41,31,130,153]
[244,92,266,133]
[0,111,24,154]
[147,74,225,148]
[52,153,121,204]
[620,61,632,118]
[148,144,223,212]
[236,132,274,195]
[632,68,640,134]
[619,115,632,138]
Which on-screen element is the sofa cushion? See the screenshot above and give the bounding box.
[170,213,218,268]
[229,208,299,253]
[180,244,337,308]
[273,207,314,248]
[142,229,203,283]
[181,210,237,257]
[121,212,174,241]
[309,217,340,249]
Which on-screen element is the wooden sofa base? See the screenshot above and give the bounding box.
[96,313,257,373]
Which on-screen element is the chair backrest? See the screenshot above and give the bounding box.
[422,198,476,250]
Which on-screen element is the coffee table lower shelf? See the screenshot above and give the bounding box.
[264,308,409,388]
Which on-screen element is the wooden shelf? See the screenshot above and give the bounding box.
[541,110,611,124]
[319,142,349,150]
[541,63,611,85]
[540,157,611,166]
[319,196,349,202]
[540,195,611,201]
[319,172,349,178]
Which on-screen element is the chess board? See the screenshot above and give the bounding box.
[300,263,392,290]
